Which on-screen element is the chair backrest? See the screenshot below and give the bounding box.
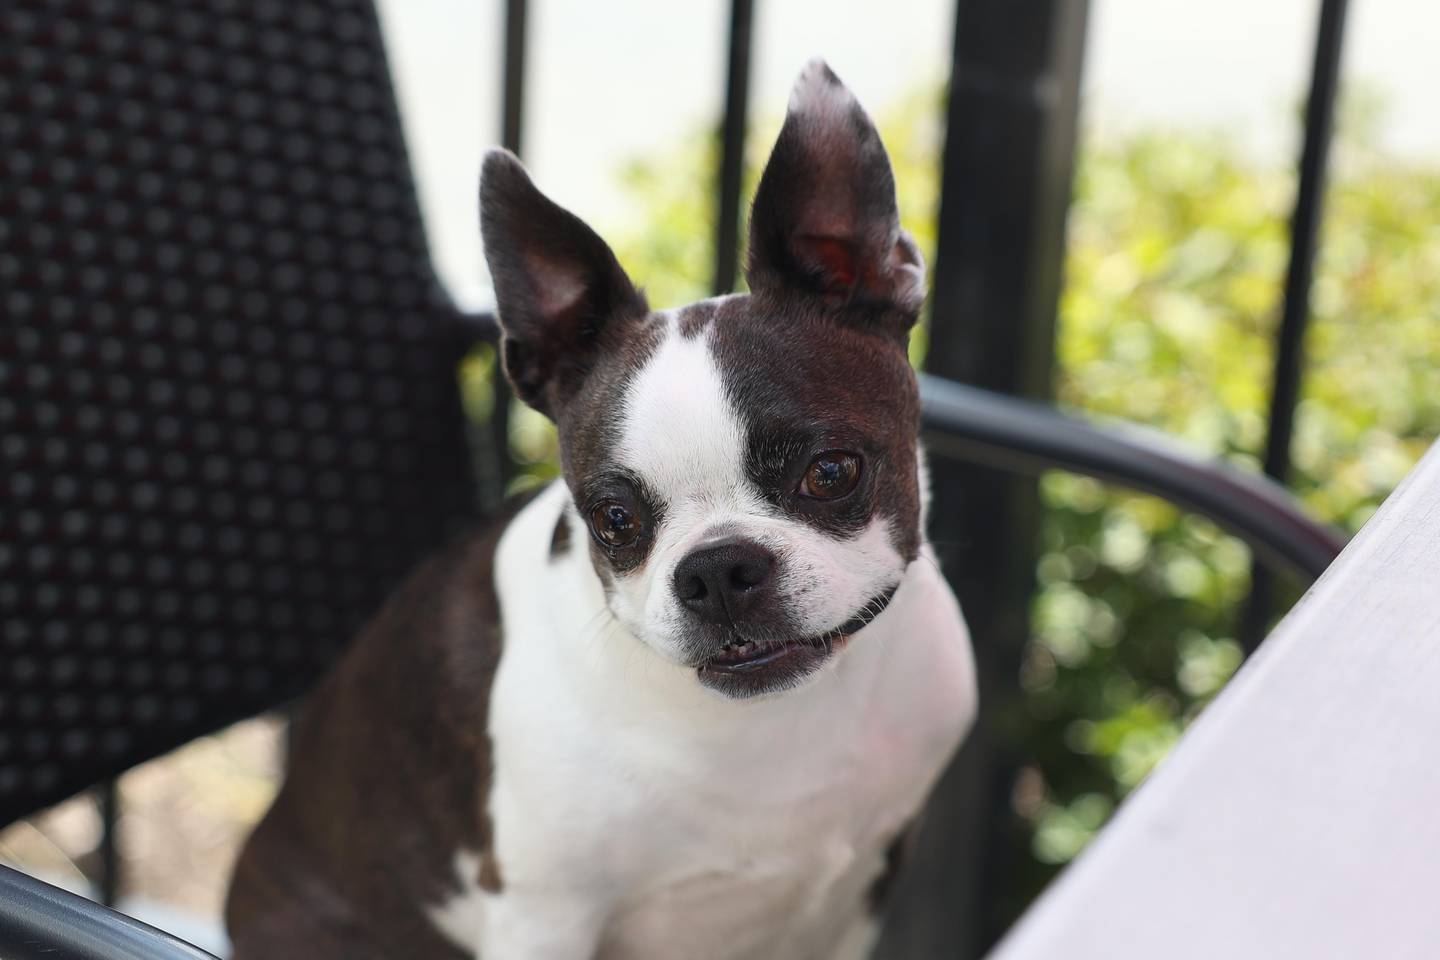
[0,0,481,823]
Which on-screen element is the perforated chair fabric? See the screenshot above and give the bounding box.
[0,0,481,823]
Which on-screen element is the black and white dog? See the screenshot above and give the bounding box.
[227,60,976,960]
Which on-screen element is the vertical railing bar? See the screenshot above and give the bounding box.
[1241,0,1349,651]
[501,0,527,157]
[713,0,754,295]
[878,3,1089,956]
[1261,0,1348,487]
[97,779,119,907]
[490,0,528,497]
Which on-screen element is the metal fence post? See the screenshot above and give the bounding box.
[875,2,1089,956]
[485,0,530,501]
[713,0,754,296]
[1240,0,1349,651]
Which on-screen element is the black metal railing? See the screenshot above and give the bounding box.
[713,0,754,296]
[487,0,529,500]
[1239,0,1350,654]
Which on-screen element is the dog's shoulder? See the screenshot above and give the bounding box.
[226,487,543,959]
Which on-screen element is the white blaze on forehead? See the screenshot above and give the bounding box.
[616,322,747,506]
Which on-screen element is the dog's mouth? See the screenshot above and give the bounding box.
[696,586,897,698]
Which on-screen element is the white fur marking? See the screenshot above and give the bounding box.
[607,319,908,666]
[427,850,485,952]
[616,317,748,511]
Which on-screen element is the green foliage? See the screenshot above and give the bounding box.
[472,91,1440,916]
[458,343,561,494]
[1019,118,1440,908]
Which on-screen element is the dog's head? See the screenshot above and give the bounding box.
[480,61,927,698]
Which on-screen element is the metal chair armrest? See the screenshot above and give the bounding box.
[918,373,1344,582]
[0,865,218,960]
[447,311,1342,582]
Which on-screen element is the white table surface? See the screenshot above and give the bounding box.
[990,438,1440,960]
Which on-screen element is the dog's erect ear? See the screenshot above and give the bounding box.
[745,60,925,327]
[480,150,648,419]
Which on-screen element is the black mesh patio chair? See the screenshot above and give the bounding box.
[0,1,1342,956]
[1,0,480,822]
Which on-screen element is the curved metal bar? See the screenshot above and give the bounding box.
[453,312,1343,581]
[0,865,218,960]
[919,374,1345,582]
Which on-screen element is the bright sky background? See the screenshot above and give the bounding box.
[373,0,1440,310]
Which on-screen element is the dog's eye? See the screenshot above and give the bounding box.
[799,451,862,500]
[589,500,643,548]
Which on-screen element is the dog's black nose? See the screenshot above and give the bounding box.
[672,539,776,625]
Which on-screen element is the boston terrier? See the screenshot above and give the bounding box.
[226,59,976,960]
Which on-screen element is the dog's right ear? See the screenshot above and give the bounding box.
[480,149,648,419]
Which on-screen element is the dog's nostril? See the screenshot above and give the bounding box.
[730,560,767,590]
[678,574,707,602]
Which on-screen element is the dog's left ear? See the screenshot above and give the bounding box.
[480,149,648,419]
[745,60,925,329]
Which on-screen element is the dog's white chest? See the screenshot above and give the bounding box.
[597,835,874,960]
[589,724,939,960]
[439,484,976,959]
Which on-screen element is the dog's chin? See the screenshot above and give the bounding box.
[692,587,899,700]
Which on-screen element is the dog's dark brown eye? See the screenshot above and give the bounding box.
[800,451,862,500]
[590,500,643,548]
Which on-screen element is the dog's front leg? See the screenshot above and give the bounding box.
[477,888,608,960]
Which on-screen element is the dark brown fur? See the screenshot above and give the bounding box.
[548,511,571,560]
[706,291,922,563]
[225,495,534,960]
[552,313,666,579]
